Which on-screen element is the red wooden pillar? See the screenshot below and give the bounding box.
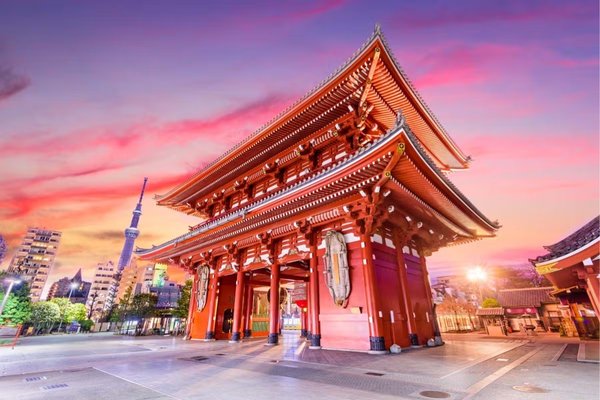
[361,233,386,353]
[184,271,198,340]
[418,252,434,313]
[305,278,312,340]
[267,263,280,345]
[300,306,308,337]
[243,276,254,338]
[419,251,438,338]
[308,245,321,349]
[586,276,600,318]
[230,269,245,342]
[394,238,419,346]
[205,273,219,340]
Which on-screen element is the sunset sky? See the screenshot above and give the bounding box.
[0,1,598,295]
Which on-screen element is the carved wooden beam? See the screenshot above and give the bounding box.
[262,159,286,185]
[233,177,248,191]
[358,47,381,110]
[198,250,214,269]
[371,142,405,206]
[294,218,317,246]
[329,120,358,152]
[211,188,226,204]
[179,254,194,272]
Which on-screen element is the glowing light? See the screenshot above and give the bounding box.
[467,266,487,282]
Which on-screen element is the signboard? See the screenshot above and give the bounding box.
[535,262,558,275]
[290,282,307,302]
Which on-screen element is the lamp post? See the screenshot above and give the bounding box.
[0,278,22,317]
[58,282,79,332]
[67,282,79,301]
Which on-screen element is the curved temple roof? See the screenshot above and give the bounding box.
[531,216,599,264]
[156,26,472,209]
[137,118,498,261]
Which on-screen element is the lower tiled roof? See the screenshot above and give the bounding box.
[497,287,557,308]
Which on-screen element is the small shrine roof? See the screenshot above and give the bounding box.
[476,307,504,316]
[497,287,557,308]
[531,216,599,264]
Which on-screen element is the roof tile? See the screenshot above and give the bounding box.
[497,287,557,308]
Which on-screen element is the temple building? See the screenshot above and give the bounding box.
[137,28,499,353]
[531,216,599,338]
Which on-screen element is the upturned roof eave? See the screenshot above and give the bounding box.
[400,125,499,233]
[530,236,600,267]
[530,216,599,265]
[375,29,470,169]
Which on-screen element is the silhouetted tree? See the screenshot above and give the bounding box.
[128,293,158,320]
[30,302,60,334]
[175,280,192,318]
[482,298,501,308]
[0,282,31,325]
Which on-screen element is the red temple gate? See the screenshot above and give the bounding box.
[137,27,498,353]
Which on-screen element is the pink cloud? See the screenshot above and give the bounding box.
[0,94,292,158]
[0,67,30,102]
[267,0,347,24]
[391,1,597,30]
[0,93,296,258]
[411,43,519,88]
[459,132,598,167]
[0,171,192,221]
[488,246,553,264]
[408,40,598,91]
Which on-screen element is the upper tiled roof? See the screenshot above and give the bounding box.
[497,287,557,308]
[156,25,472,208]
[531,216,599,264]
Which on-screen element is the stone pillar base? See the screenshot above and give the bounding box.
[369,336,387,354]
[309,333,321,349]
[265,333,279,346]
[409,333,420,347]
[205,331,215,341]
[300,329,308,338]
[229,332,241,343]
[243,329,252,338]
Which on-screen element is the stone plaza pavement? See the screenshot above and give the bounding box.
[0,331,598,400]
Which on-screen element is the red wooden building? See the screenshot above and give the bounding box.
[531,216,599,338]
[137,28,499,353]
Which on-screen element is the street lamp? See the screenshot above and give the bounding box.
[58,282,79,332]
[0,278,22,317]
[67,282,79,301]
